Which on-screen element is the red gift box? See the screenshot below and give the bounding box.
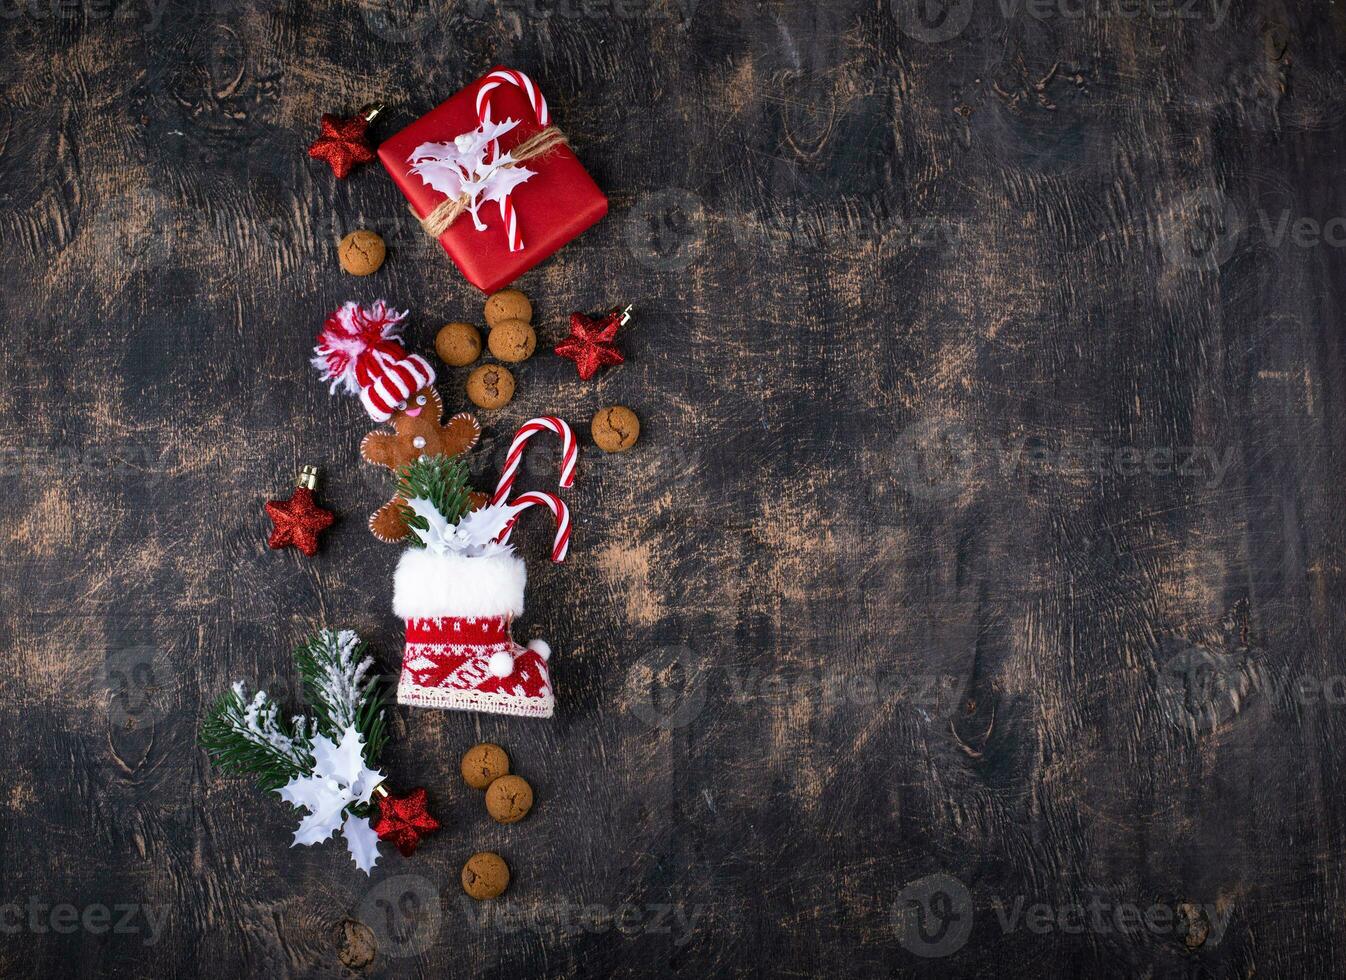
[378,67,608,293]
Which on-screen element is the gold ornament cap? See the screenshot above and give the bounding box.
[296,465,319,490]
[359,102,386,124]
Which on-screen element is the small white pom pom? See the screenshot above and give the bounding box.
[527,639,551,661]
[488,651,515,678]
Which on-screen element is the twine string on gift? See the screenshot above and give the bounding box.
[415,125,569,241]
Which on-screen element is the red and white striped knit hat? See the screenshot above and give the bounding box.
[312,300,436,422]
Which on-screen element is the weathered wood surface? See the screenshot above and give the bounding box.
[2,0,1344,976]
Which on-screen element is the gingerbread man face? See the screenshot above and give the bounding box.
[360,387,484,541]
[361,387,481,470]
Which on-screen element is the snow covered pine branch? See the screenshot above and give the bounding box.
[200,629,438,873]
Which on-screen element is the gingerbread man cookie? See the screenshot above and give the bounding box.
[360,387,486,542]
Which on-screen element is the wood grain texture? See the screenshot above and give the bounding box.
[2,0,1345,976]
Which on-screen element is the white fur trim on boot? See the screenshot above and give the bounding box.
[527,639,551,661]
[393,549,527,620]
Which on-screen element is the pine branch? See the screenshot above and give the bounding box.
[397,454,473,547]
[199,683,315,793]
[294,629,389,765]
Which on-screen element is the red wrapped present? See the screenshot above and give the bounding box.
[378,67,608,293]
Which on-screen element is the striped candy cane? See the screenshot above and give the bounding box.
[475,69,550,252]
[497,491,571,562]
[492,417,578,505]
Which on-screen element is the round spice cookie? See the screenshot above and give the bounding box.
[461,743,510,790]
[591,406,640,452]
[337,230,386,276]
[484,289,532,328]
[487,318,537,363]
[461,852,510,900]
[436,322,482,367]
[485,775,534,824]
[466,364,515,409]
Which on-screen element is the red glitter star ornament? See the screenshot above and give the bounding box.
[372,786,440,856]
[265,466,335,557]
[307,104,383,179]
[554,305,631,380]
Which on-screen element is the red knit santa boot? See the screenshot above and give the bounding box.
[394,548,555,717]
[392,417,576,719]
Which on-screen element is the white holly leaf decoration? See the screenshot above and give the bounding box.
[449,503,518,551]
[408,119,537,233]
[290,781,348,846]
[276,725,385,852]
[479,158,535,211]
[342,813,382,875]
[405,496,452,552]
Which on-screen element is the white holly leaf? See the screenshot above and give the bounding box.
[479,160,535,209]
[407,119,535,234]
[405,496,452,551]
[291,791,347,847]
[311,728,365,787]
[407,146,469,201]
[449,502,515,549]
[349,763,385,807]
[343,813,382,875]
[276,773,336,810]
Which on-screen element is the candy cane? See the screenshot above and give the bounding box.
[497,491,570,562]
[492,416,577,505]
[475,69,550,252]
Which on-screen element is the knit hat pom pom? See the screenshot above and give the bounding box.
[311,300,435,421]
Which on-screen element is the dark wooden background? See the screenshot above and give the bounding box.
[3,0,1345,976]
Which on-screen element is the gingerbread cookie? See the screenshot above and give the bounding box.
[466,365,515,409]
[436,322,482,367]
[591,406,640,452]
[337,230,385,276]
[484,289,532,328]
[485,775,533,824]
[487,319,536,363]
[360,386,485,541]
[461,743,510,790]
[461,852,510,900]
